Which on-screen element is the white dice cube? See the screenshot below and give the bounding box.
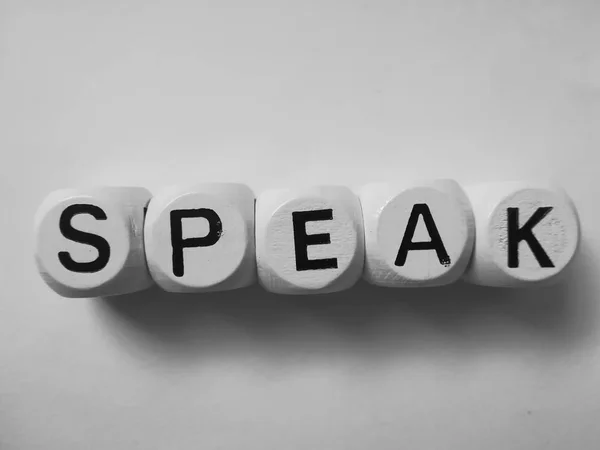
[144,183,255,292]
[256,186,364,294]
[359,179,475,287]
[462,181,580,287]
[34,187,153,298]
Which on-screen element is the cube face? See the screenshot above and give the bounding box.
[144,183,255,292]
[34,187,152,298]
[256,186,364,294]
[360,180,475,287]
[462,182,580,287]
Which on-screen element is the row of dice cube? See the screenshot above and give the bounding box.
[34,181,580,297]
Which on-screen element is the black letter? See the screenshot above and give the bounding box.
[292,209,338,271]
[395,204,451,267]
[170,209,223,277]
[58,204,111,273]
[507,207,554,268]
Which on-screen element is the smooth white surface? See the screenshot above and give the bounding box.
[1,1,599,449]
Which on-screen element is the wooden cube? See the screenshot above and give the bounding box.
[462,181,580,287]
[359,179,475,287]
[144,183,255,292]
[256,186,364,294]
[34,187,153,298]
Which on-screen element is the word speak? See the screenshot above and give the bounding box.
[34,180,580,297]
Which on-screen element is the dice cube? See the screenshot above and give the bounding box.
[144,183,255,292]
[256,186,364,294]
[359,179,475,287]
[34,187,153,298]
[462,181,580,287]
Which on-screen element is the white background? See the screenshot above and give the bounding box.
[2,1,600,448]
